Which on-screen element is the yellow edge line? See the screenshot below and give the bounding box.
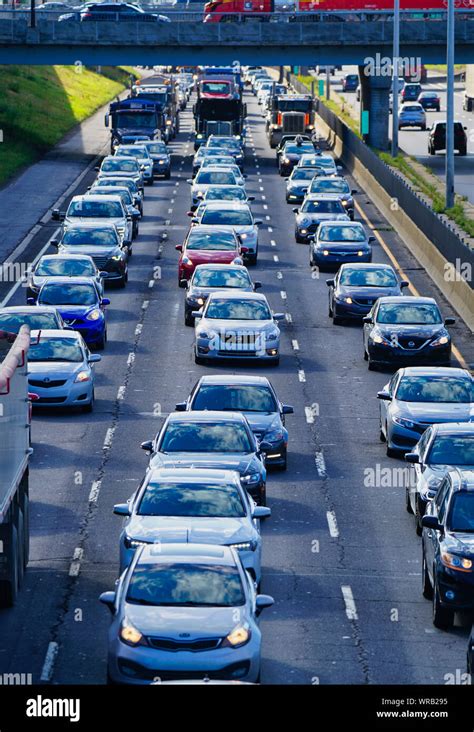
[354,200,469,370]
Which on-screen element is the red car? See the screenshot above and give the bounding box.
[177,225,245,286]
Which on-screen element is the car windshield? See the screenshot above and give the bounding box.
[427,436,474,465]
[61,228,118,246]
[160,421,253,453]
[137,483,246,518]
[0,312,59,333]
[114,112,156,130]
[117,147,148,159]
[291,169,317,181]
[402,105,422,112]
[35,259,95,277]
[206,298,271,321]
[301,200,344,214]
[195,171,237,185]
[396,376,472,403]
[28,337,83,363]
[39,283,98,306]
[376,303,442,325]
[193,269,250,288]
[311,179,349,193]
[126,563,245,607]
[91,188,131,205]
[202,158,235,168]
[186,232,236,251]
[201,209,252,226]
[319,225,366,242]
[193,384,277,413]
[68,201,123,218]
[284,144,315,155]
[277,99,311,112]
[448,493,474,532]
[202,82,231,95]
[205,186,246,201]
[207,139,240,151]
[146,143,167,155]
[339,267,397,287]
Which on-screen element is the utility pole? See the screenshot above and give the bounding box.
[391,0,400,157]
[30,0,36,27]
[446,0,455,208]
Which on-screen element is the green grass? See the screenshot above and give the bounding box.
[295,74,361,137]
[0,66,139,186]
[425,64,465,74]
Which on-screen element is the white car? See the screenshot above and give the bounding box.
[115,144,154,185]
[187,167,240,209]
[191,201,262,265]
[54,194,133,246]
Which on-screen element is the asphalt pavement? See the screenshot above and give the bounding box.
[0,87,472,685]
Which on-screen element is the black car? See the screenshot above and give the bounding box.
[468,625,474,675]
[51,224,129,288]
[417,91,441,112]
[183,263,260,326]
[141,411,268,505]
[58,2,169,22]
[421,468,474,629]
[175,375,294,470]
[137,140,171,179]
[278,141,317,177]
[307,175,357,219]
[327,263,409,324]
[342,74,359,92]
[275,134,314,160]
[285,167,318,204]
[363,296,454,370]
[428,120,467,156]
[293,195,349,243]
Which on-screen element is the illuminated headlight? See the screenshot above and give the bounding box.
[196,297,204,305]
[343,296,353,304]
[228,541,256,552]
[240,233,248,239]
[111,254,123,261]
[124,535,148,549]
[158,159,166,164]
[357,250,365,257]
[166,120,172,126]
[393,416,416,430]
[196,134,203,139]
[323,250,329,256]
[283,158,290,164]
[120,619,144,647]
[371,333,387,345]
[441,552,473,572]
[342,200,349,206]
[222,624,251,648]
[307,124,314,130]
[430,335,449,347]
[182,256,193,265]
[86,309,101,321]
[74,371,91,383]
[241,473,261,486]
[300,228,307,235]
[196,191,204,198]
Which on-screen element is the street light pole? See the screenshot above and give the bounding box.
[30,0,36,28]
[391,0,400,157]
[446,0,455,208]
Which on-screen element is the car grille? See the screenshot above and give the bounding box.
[35,396,67,404]
[29,379,67,389]
[90,255,110,269]
[118,659,250,681]
[353,298,375,306]
[147,637,222,652]
[396,336,430,350]
[282,114,305,134]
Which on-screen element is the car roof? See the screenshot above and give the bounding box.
[70,194,123,203]
[30,328,82,340]
[319,219,364,227]
[0,305,60,314]
[146,467,241,484]
[399,366,470,378]
[303,193,345,201]
[136,543,237,566]
[38,253,95,262]
[167,410,248,423]
[40,276,98,286]
[375,295,437,305]
[446,468,474,492]
[339,262,394,271]
[198,374,271,387]
[206,290,267,302]
[200,201,250,210]
[193,263,248,272]
[432,422,474,435]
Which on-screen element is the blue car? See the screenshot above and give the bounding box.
[32,277,110,349]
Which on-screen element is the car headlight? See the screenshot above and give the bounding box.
[393,416,416,430]
[74,371,91,383]
[240,233,248,240]
[430,335,449,347]
[283,158,290,164]
[86,309,101,321]
[228,541,256,552]
[266,331,279,341]
[419,475,442,501]
[342,199,349,206]
[158,159,166,164]
[198,330,216,340]
[111,254,123,261]
[196,133,203,139]
[370,329,390,346]
[124,535,148,549]
[196,191,204,198]
[322,250,329,256]
[182,256,193,265]
[241,472,261,485]
[264,428,284,442]
[299,228,308,235]
[120,619,144,647]
[441,552,473,572]
[223,624,251,648]
[196,297,204,305]
[357,250,365,257]
[341,296,353,304]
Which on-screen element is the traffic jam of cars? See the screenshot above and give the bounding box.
[2,64,473,687]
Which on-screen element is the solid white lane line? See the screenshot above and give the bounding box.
[341,585,358,620]
[315,451,327,478]
[280,290,287,300]
[40,642,59,682]
[327,511,339,538]
[88,480,101,503]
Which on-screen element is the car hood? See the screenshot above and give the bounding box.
[28,361,85,378]
[297,213,350,225]
[396,402,473,422]
[64,216,126,228]
[58,244,120,258]
[149,453,258,474]
[185,250,240,264]
[242,412,280,433]
[338,284,401,299]
[125,516,253,545]
[123,602,247,638]
[198,318,278,334]
[375,323,447,339]
[188,285,252,298]
[47,304,100,319]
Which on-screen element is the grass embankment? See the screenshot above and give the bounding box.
[0,65,139,186]
[296,74,361,137]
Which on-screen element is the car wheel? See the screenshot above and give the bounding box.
[83,390,95,414]
[420,125,426,131]
[379,423,386,442]
[367,358,377,371]
[386,445,399,458]
[433,579,454,630]
[96,331,106,351]
[405,487,413,514]
[458,146,467,156]
[179,277,187,288]
[363,346,368,361]
[165,170,171,179]
[118,272,127,289]
[421,551,433,599]
[328,299,333,317]
[184,311,194,327]
[332,315,343,325]
[415,496,424,536]
[194,353,206,365]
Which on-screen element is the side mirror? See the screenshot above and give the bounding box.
[88,354,102,363]
[255,594,274,615]
[254,220,263,226]
[179,278,188,288]
[400,280,409,288]
[368,236,376,243]
[259,440,273,452]
[140,440,154,454]
[99,271,108,278]
[326,279,335,287]
[113,503,131,517]
[175,244,183,252]
[99,591,116,613]
[377,390,391,401]
[444,317,455,326]
[282,404,294,415]
[186,179,193,184]
[27,298,35,305]
[405,452,420,464]
[94,165,100,171]
[253,506,271,519]
[247,195,255,201]
[421,515,443,532]
[273,313,284,321]
[192,311,203,319]
[351,189,358,195]
[51,209,61,221]
[362,316,373,324]
[253,281,262,290]
[50,239,59,248]
[292,207,299,214]
[102,298,111,306]
[186,211,194,217]
[174,401,187,411]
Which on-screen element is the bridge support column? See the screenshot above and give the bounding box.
[358,65,391,151]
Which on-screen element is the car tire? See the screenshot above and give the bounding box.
[433,579,454,630]
[367,358,377,371]
[332,315,343,325]
[420,125,426,131]
[421,551,433,599]
[328,299,333,317]
[118,272,127,289]
[96,331,106,351]
[379,424,386,442]
[386,445,399,458]
[363,347,368,361]
[415,496,424,536]
[405,487,413,514]
[184,310,194,327]
[194,353,206,365]
[83,390,95,414]
[458,146,467,156]
[165,170,171,179]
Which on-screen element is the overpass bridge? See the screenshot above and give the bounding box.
[0,12,473,66]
